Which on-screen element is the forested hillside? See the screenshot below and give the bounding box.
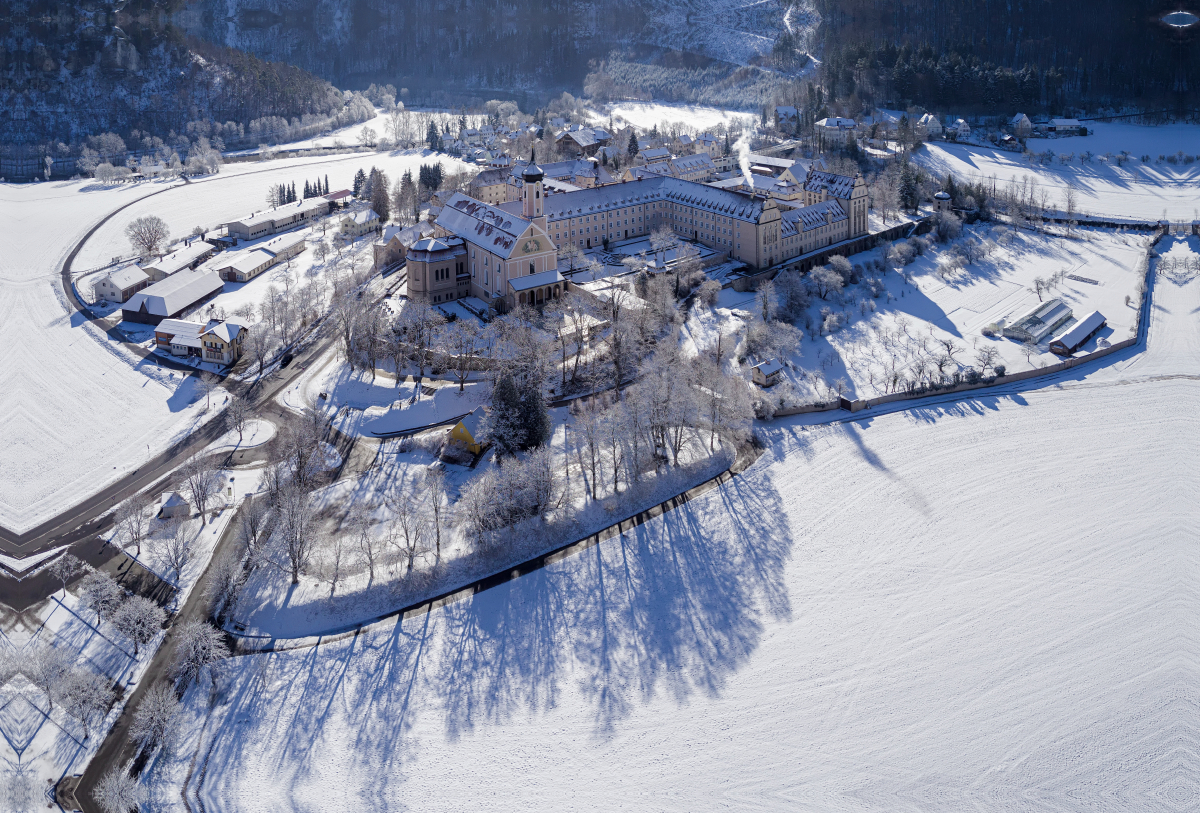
[814,0,1198,111]
[0,1,351,149]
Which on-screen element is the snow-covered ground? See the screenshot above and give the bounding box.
[144,236,1200,811]
[0,178,228,533]
[721,226,1148,403]
[594,102,758,133]
[915,122,1200,222]
[73,150,474,272]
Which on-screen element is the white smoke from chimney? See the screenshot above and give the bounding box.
[734,131,754,193]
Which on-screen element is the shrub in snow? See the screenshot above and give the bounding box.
[888,242,915,267]
[994,365,1006,377]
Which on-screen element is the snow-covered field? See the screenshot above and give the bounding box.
[0,180,226,533]
[916,122,1200,222]
[142,239,1200,811]
[716,226,1147,403]
[594,102,758,133]
[73,150,474,272]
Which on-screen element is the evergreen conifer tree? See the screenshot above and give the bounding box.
[488,373,524,458]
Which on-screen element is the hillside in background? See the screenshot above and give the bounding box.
[814,0,1199,112]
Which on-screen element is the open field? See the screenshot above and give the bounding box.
[915,123,1200,222]
[137,237,1200,812]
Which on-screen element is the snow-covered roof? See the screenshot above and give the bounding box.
[160,491,189,510]
[222,249,275,275]
[439,194,532,260]
[747,154,796,171]
[201,317,249,344]
[508,269,565,293]
[775,106,798,118]
[258,232,307,257]
[784,199,847,232]
[154,318,202,340]
[1051,310,1106,351]
[804,169,857,199]
[408,236,466,262]
[231,198,328,230]
[344,209,380,225]
[816,117,857,129]
[641,147,671,161]
[105,263,149,290]
[672,153,716,174]
[142,241,214,276]
[458,407,486,439]
[543,176,767,224]
[124,268,223,318]
[1010,113,1030,124]
[1050,118,1082,127]
[470,167,510,187]
[753,358,784,376]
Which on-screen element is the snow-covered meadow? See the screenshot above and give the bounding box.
[711,226,1148,404]
[916,122,1200,222]
[0,179,229,533]
[592,102,758,134]
[143,238,1200,812]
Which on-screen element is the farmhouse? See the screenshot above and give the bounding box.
[1048,118,1085,134]
[555,126,611,158]
[917,113,943,139]
[1010,113,1033,138]
[154,317,249,364]
[93,264,149,303]
[815,117,857,145]
[1050,311,1107,355]
[122,268,224,325]
[340,208,381,239]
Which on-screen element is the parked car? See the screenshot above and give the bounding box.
[280,352,295,368]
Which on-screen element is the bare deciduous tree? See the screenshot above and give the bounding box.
[425,469,446,559]
[93,768,147,813]
[116,492,154,556]
[49,553,86,597]
[159,519,195,585]
[59,668,112,739]
[182,458,221,524]
[124,215,169,258]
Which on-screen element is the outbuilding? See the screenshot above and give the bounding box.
[93,264,150,303]
[122,268,224,325]
[1050,311,1106,355]
[450,407,487,455]
[752,358,784,387]
[159,491,191,519]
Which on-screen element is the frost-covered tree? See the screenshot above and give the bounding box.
[130,682,180,755]
[182,457,221,524]
[59,668,112,739]
[92,768,147,813]
[28,646,73,710]
[774,270,810,322]
[78,569,124,623]
[124,215,169,258]
[49,553,86,597]
[158,519,195,585]
[116,493,154,556]
[112,596,166,657]
[808,266,844,300]
[425,469,447,559]
[171,621,229,690]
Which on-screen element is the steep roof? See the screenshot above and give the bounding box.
[458,406,486,439]
[439,194,533,260]
[201,318,249,344]
[671,153,716,174]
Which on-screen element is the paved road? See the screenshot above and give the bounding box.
[61,499,250,813]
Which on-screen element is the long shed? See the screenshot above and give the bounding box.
[1050,311,1107,355]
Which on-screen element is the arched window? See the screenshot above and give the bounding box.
[529,262,535,275]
